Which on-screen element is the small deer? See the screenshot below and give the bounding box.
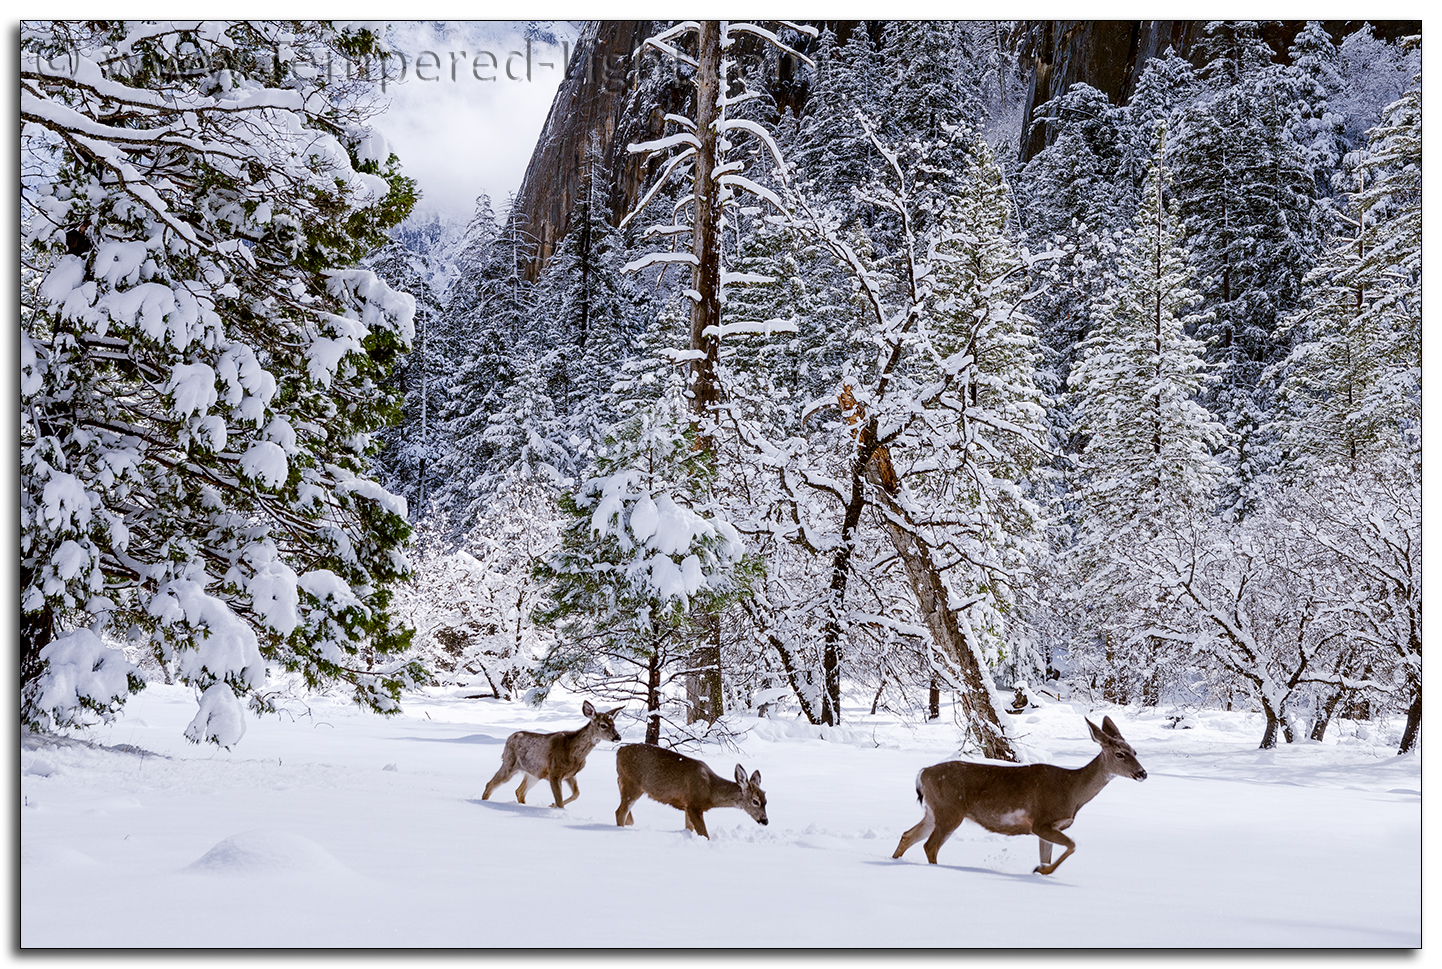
[614,743,767,839]
[481,701,622,809]
[893,716,1146,874]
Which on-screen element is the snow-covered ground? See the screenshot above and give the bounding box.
[21,684,1419,948]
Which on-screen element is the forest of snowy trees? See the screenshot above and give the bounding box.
[21,21,1421,757]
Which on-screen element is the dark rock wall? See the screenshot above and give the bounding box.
[509,20,657,277]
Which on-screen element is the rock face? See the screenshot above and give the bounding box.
[509,20,657,278]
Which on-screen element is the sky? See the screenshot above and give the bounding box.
[368,22,580,223]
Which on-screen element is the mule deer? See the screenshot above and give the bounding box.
[893,716,1146,874]
[614,743,767,839]
[481,701,622,808]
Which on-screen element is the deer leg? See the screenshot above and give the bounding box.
[686,808,710,840]
[514,774,533,804]
[1033,824,1076,875]
[549,777,567,809]
[922,815,962,865]
[1038,837,1053,868]
[560,777,580,806]
[616,792,639,827]
[481,755,516,801]
[893,810,935,860]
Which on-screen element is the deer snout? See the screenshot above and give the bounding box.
[1132,767,1148,781]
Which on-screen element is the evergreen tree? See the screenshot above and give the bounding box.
[366,238,449,514]
[533,400,758,744]
[20,21,423,743]
[1066,145,1228,703]
[1286,22,1349,200]
[534,173,650,453]
[433,197,539,528]
[1168,21,1320,511]
[1277,39,1420,473]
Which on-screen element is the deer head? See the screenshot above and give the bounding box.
[733,764,768,826]
[1087,716,1147,781]
[582,700,623,742]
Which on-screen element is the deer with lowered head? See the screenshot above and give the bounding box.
[614,743,767,839]
[893,716,1146,874]
[481,701,622,809]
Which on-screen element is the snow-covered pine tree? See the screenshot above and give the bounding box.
[366,238,449,515]
[432,197,540,529]
[1286,22,1349,202]
[1066,138,1228,704]
[532,399,759,745]
[533,168,651,454]
[20,21,424,744]
[1167,21,1321,514]
[622,19,816,724]
[919,140,1051,698]
[1276,40,1420,475]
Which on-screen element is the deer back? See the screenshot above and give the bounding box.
[511,701,622,780]
[617,744,728,809]
[617,743,768,825]
[919,717,1146,833]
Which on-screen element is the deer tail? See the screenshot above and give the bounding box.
[914,769,924,805]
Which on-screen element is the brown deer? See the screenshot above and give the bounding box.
[893,716,1146,874]
[614,743,767,839]
[481,701,622,809]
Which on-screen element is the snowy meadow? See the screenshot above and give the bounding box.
[20,20,1424,953]
[21,686,1419,948]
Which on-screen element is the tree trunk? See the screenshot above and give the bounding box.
[765,632,822,725]
[21,568,52,692]
[681,21,725,723]
[1258,695,1292,749]
[685,613,722,725]
[1310,689,1344,742]
[928,677,941,721]
[862,453,1016,763]
[818,476,869,725]
[1259,708,1279,749]
[1399,692,1421,754]
[869,678,886,716]
[645,648,663,746]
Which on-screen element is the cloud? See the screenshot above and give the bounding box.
[370,22,578,222]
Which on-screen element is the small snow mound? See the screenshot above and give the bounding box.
[185,830,349,876]
[25,757,57,777]
[382,763,398,772]
[22,844,100,868]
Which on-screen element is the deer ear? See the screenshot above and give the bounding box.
[608,706,624,718]
[750,770,762,788]
[1102,715,1122,738]
[734,764,748,787]
[1086,718,1105,743]
[582,700,596,717]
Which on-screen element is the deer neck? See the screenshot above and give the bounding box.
[711,775,743,808]
[1072,753,1116,807]
[563,724,604,758]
